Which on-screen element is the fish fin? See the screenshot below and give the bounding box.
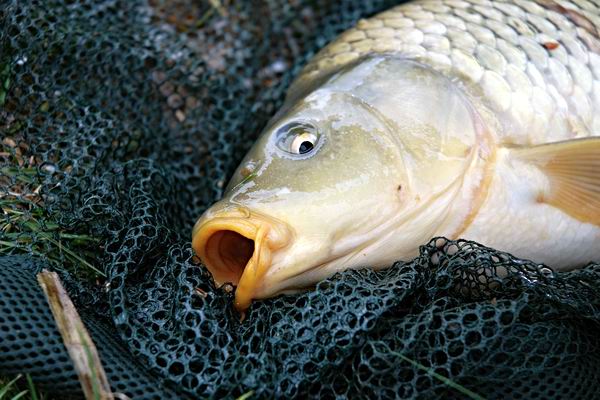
[511,137,600,226]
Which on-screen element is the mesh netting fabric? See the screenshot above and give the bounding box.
[1,1,600,399]
[0,256,183,399]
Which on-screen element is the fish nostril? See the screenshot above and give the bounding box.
[204,230,254,286]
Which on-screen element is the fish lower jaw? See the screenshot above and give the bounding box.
[257,248,376,298]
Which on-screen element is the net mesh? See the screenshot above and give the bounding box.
[1,1,600,399]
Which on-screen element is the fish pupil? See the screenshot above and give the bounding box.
[299,141,314,154]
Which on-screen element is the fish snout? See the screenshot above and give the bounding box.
[192,206,292,312]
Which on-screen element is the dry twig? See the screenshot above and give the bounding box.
[37,270,114,400]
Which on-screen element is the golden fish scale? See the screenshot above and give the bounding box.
[293,0,600,145]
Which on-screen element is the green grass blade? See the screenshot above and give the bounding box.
[236,391,254,400]
[26,375,38,400]
[0,375,21,400]
[9,390,28,400]
[391,351,486,400]
[41,234,106,277]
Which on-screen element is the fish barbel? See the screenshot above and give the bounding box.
[193,0,600,312]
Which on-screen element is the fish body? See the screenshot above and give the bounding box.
[193,0,600,311]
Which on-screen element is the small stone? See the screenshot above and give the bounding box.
[15,56,27,66]
[167,94,183,109]
[175,110,186,122]
[41,163,56,174]
[270,60,287,73]
[2,137,16,148]
[152,71,166,84]
[192,66,205,76]
[159,81,174,97]
[177,86,189,98]
[185,96,198,109]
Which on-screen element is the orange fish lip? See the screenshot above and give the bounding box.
[191,206,292,313]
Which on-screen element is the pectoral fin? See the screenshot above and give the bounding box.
[511,137,600,226]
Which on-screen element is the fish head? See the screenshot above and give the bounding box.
[193,56,482,312]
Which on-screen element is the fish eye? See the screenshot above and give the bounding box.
[275,122,320,157]
[291,132,317,154]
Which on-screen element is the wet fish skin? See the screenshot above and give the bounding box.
[293,0,600,146]
[281,0,600,269]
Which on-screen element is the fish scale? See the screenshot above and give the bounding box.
[293,0,600,144]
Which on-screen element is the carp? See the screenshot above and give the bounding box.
[193,0,600,311]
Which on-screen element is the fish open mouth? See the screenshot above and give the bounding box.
[203,230,254,286]
[192,207,292,312]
